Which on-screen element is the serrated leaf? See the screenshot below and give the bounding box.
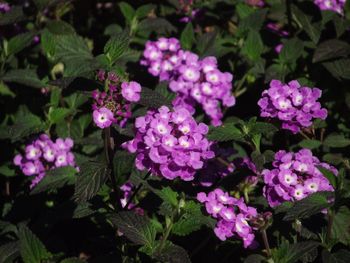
[138,17,177,34]
[283,192,333,221]
[155,242,191,263]
[18,224,52,263]
[313,39,350,63]
[46,20,75,35]
[0,241,19,263]
[119,2,135,23]
[0,108,45,142]
[322,249,350,263]
[324,134,350,148]
[292,5,321,44]
[273,241,320,263]
[7,32,35,56]
[60,258,85,263]
[196,31,217,58]
[322,58,350,80]
[279,38,304,63]
[332,206,350,246]
[180,22,194,50]
[138,87,172,108]
[207,123,243,142]
[135,4,156,19]
[110,211,156,247]
[113,151,135,181]
[31,166,77,194]
[239,9,267,32]
[299,139,322,149]
[0,6,25,25]
[48,107,72,124]
[242,30,264,61]
[74,160,110,202]
[104,32,130,64]
[155,187,178,207]
[2,69,45,88]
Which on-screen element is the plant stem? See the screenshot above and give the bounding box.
[286,0,293,36]
[300,130,311,140]
[104,127,122,210]
[261,229,272,258]
[244,190,249,204]
[159,217,173,251]
[326,209,334,242]
[123,171,151,210]
[5,180,10,196]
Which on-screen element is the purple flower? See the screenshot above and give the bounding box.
[314,0,345,14]
[93,107,115,129]
[197,189,258,248]
[123,106,215,181]
[258,80,328,133]
[13,134,78,188]
[262,149,337,207]
[121,81,141,102]
[141,38,235,126]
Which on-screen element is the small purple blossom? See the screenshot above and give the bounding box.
[197,189,258,248]
[314,0,346,14]
[13,134,78,188]
[258,80,328,133]
[92,70,142,129]
[141,38,235,126]
[123,106,215,181]
[262,149,337,207]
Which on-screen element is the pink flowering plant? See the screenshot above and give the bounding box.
[0,0,350,263]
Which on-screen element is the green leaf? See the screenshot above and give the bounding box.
[48,107,72,125]
[292,5,321,44]
[110,211,156,247]
[60,258,85,263]
[104,32,130,64]
[244,254,266,263]
[0,108,45,142]
[324,134,350,148]
[313,39,350,63]
[119,2,135,24]
[317,166,337,188]
[138,17,177,34]
[322,59,350,80]
[113,151,135,181]
[155,241,191,263]
[46,20,75,35]
[7,32,35,56]
[55,34,96,77]
[283,192,333,221]
[279,38,304,64]
[196,31,217,58]
[322,249,350,263]
[0,165,15,177]
[299,139,322,149]
[18,224,52,263]
[31,166,77,194]
[138,87,172,108]
[2,69,45,88]
[242,30,264,61]
[239,9,267,33]
[0,6,25,26]
[207,123,243,142]
[155,187,178,207]
[135,4,156,19]
[180,22,194,50]
[0,241,19,263]
[273,241,320,263]
[74,159,110,202]
[332,206,350,246]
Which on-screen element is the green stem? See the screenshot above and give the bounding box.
[104,127,121,210]
[326,209,334,242]
[261,229,272,258]
[244,190,249,204]
[123,171,151,210]
[159,218,173,251]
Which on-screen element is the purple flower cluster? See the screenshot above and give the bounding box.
[262,149,337,207]
[314,0,346,14]
[258,80,327,133]
[0,3,10,13]
[141,38,235,126]
[13,134,77,188]
[197,189,258,248]
[123,106,215,181]
[92,70,141,129]
[120,182,144,215]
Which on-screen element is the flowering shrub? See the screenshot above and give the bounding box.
[1,0,350,263]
